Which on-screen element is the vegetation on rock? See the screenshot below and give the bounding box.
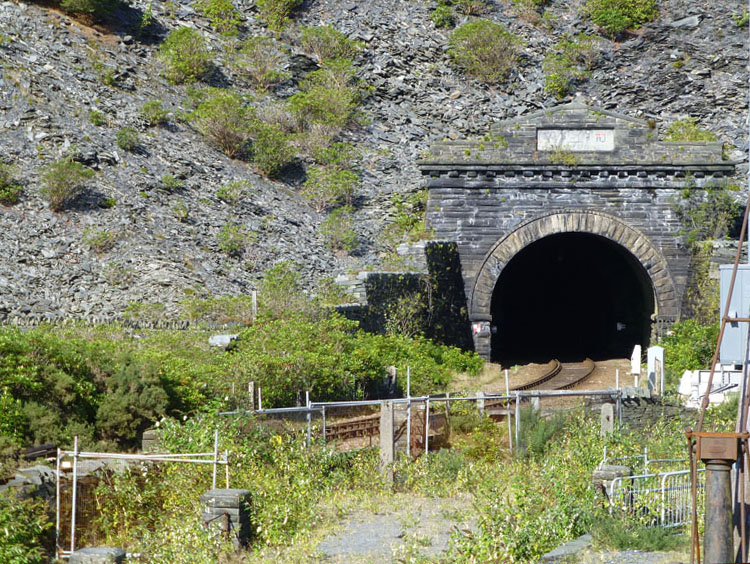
[448,20,521,83]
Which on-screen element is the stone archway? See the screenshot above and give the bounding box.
[468,210,680,359]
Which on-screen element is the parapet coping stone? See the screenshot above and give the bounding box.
[539,534,592,562]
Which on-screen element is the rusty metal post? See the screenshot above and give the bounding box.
[705,459,734,564]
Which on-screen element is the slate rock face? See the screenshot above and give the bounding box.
[0,0,745,324]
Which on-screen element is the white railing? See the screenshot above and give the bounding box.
[609,468,704,528]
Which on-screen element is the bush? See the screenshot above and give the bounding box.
[193,90,255,158]
[88,109,106,126]
[250,121,295,177]
[216,180,250,204]
[0,163,22,205]
[194,0,242,35]
[583,0,658,37]
[40,156,94,211]
[256,0,303,31]
[218,222,254,257]
[431,5,455,28]
[302,165,358,212]
[660,319,718,390]
[313,141,358,168]
[0,491,52,564]
[543,34,598,98]
[116,127,140,152]
[591,516,688,551]
[96,356,170,447]
[159,27,212,84]
[58,0,119,19]
[288,59,360,128]
[227,36,287,91]
[160,174,185,191]
[320,206,358,252]
[300,25,363,62]
[140,100,168,127]
[449,20,521,83]
[664,118,718,142]
[180,295,256,324]
[453,0,490,15]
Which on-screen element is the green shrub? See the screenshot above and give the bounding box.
[0,163,22,205]
[40,156,94,211]
[302,165,358,212]
[160,174,185,191]
[256,0,303,31]
[583,0,658,37]
[382,189,430,248]
[321,206,358,252]
[140,100,168,127]
[543,34,598,98]
[216,180,250,204]
[250,121,295,177]
[59,0,120,19]
[664,118,718,142]
[313,141,358,168]
[193,89,255,158]
[431,5,455,28]
[735,8,749,27]
[194,0,242,35]
[660,319,718,390]
[227,36,287,91]
[88,109,106,126]
[171,200,189,222]
[96,356,170,447]
[159,27,212,84]
[453,0,490,15]
[449,20,521,83]
[0,491,52,564]
[300,25,363,62]
[116,127,140,152]
[288,59,360,128]
[671,183,741,247]
[218,222,254,257]
[83,227,118,254]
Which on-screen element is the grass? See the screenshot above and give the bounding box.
[591,516,689,552]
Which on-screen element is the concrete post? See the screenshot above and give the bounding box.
[70,548,126,564]
[705,460,734,564]
[248,381,256,411]
[201,489,253,548]
[476,391,485,413]
[380,400,395,482]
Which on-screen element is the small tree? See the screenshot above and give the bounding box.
[40,157,94,211]
[256,0,303,31]
[288,59,360,128]
[227,36,287,91]
[193,90,255,158]
[250,121,295,177]
[159,27,212,84]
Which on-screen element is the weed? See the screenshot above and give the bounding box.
[591,516,688,551]
[216,180,250,204]
[140,100,168,127]
[160,174,185,191]
[83,227,118,254]
[116,127,140,152]
[88,109,106,126]
[664,118,717,142]
[171,200,189,222]
[300,25,363,63]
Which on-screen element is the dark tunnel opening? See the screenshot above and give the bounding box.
[491,232,655,365]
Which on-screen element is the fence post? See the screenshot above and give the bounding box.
[306,391,311,448]
[425,398,430,454]
[322,406,326,442]
[71,436,78,554]
[258,387,262,411]
[476,391,485,413]
[660,473,667,526]
[251,290,257,321]
[55,448,61,556]
[379,400,395,482]
[248,381,256,411]
[514,392,521,453]
[406,367,411,458]
[212,429,219,490]
[506,370,512,454]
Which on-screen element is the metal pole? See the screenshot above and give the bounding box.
[322,406,326,442]
[406,367,411,458]
[258,386,262,411]
[306,391,311,448]
[251,290,257,321]
[55,448,61,556]
[515,392,520,453]
[506,369,512,453]
[212,429,218,490]
[425,398,430,454]
[70,436,78,554]
[224,450,229,488]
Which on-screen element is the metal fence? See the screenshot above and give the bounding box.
[601,446,690,474]
[55,433,229,560]
[609,468,705,528]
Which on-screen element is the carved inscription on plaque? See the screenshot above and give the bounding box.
[537,128,615,152]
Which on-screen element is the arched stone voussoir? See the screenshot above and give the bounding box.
[469,210,680,321]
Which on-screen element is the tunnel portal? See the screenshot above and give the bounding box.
[491,232,654,365]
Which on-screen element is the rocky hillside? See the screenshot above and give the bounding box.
[0,0,747,323]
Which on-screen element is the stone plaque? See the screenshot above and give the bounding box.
[537,128,614,152]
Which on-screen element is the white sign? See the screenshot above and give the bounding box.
[537,128,614,152]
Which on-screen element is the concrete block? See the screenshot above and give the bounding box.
[70,547,126,564]
[201,488,252,548]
